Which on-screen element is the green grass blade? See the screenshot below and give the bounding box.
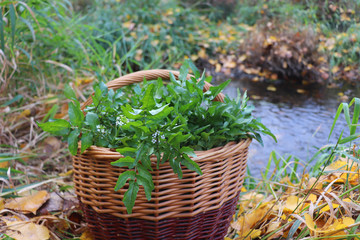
[19,16,36,42]
[287,220,302,240]
[338,133,360,144]
[9,3,16,49]
[264,151,274,179]
[342,103,351,132]
[350,98,360,135]
[0,7,4,51]
[328,103,343,141]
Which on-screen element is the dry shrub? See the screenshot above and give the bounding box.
[241,20,327,84]
[182,0,237,19]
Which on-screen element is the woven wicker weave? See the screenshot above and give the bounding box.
[73,69,251,239]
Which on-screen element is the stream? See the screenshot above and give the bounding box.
[222,77,358,178]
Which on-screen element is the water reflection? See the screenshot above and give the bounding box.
[223,78,354,177]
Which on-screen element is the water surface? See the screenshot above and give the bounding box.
[222,78,357,177]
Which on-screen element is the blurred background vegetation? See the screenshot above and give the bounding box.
[1,0,360,98]
[1,1,360,239]
[1,0,360,186]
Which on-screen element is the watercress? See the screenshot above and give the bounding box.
[38,62,276,214]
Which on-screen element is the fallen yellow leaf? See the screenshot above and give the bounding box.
[284,195,302,213]
[267,85,276,92]
[0,198,4,210]
[191,55,199,61]
[266,221,281,234]
[224,60,236,69]
[344,66,351,72]
[76,77,94,86]
[324,158,359,185]
[59,169,74,177]
[80,229,95,240]
[0,157,9,168]
[198,48,207,59]
[4,221,50,240]
[297,89,306,94]
[123,21,134,29]
[331,66,340,74]
[215,63,222,73]
[305,213,355,238]
[238,54,247,62]
[208,59,217,65]
[320,203,340,213]
[5,190,50,214]
[232,203,270,234]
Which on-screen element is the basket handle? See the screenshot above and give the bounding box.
[81,69,225,109]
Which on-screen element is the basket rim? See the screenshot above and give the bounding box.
[78,138,251,164]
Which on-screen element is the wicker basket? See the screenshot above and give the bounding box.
[73,70,251,240]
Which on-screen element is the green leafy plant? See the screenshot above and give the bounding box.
[38,62,276,213]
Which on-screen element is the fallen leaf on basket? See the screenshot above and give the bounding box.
[3,220,50,240]
[5,190,50,214]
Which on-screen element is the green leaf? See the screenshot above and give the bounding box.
[64,84,77,100]
[141,84,155,110]
[179,62,189,81]
[137,164,154,189]
[85,112,99,129]
[9,4,16,49]
[0,7,4,51]
[41,104,59,123]
[181,155,202,175]
[148,106,173,120]
[117,147,137,157]
[168,132,191,146]
[114,170,135,191]
[38,119,71,136]
[1,94,22,107]
[136,175,153,201]
[81,132,93,153]
[338,133,360,144]
[169,157,183,179]
[329,103,343,140]
[350,98,360,135]
[187,59,200,78]
[121,105,142,119]
[92,86,102,106]
[99,82,108,96]
[149,104,169,115]
[111,156,135,168]
[68,129,80,155]
[123,180,139,214]
[205,80,230,100]
[180,147,197,158]
[68,101,84,127]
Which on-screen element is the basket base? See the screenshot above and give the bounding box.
[81,195,239,240]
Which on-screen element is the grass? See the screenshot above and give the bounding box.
[233,97,360,239]
[1,0,360,239]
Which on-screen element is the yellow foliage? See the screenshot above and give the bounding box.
[283,195,302,213]
[232,203,270,237]
[304,213,355,238]
[324,158,359,185]
[4,220,50,240]
[80,229,95,240]
[5,190,50,214]
[198,48,207,59]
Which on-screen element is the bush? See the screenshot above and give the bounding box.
[240,20,326,83]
